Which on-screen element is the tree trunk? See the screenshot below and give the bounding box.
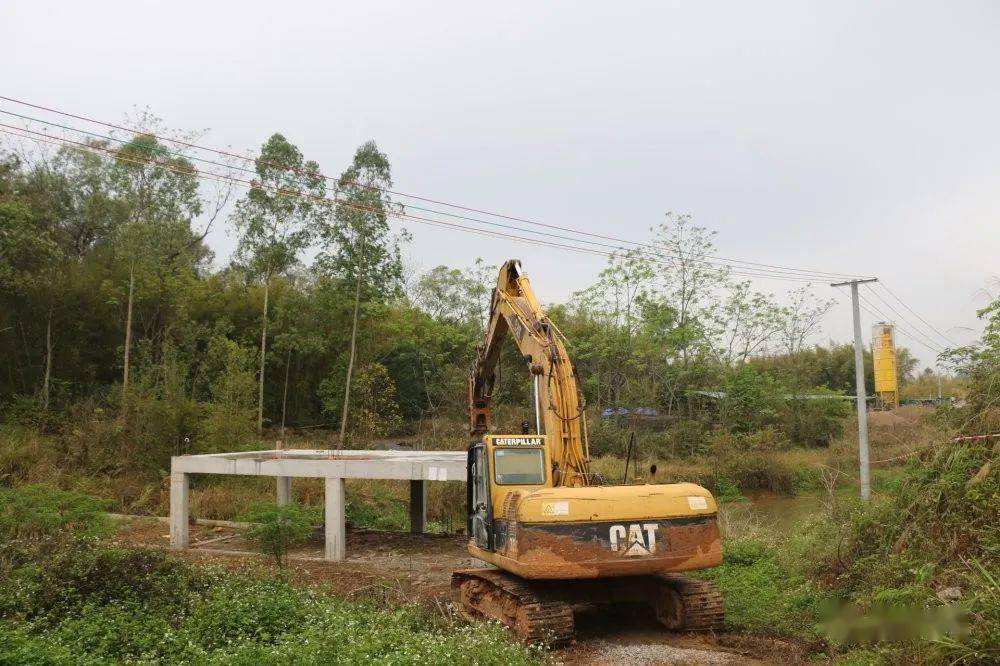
[339,271,362,446]
[41,308,53,411]
[122,261,135,402]
[258,278,270,435]
[280,347,292,440]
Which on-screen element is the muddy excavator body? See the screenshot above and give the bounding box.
[455,260,724,645]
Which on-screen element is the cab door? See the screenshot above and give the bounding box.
[467,444,494,551]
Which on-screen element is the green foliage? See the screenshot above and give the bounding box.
[319,362,404,444]
[0,485,109,543]
[346,491,409,531]
[241,502,319,567]
[718,366,784,434]
[315,140,404,299]
[809,439,999,663]
[700,538,832,637]
[4,544,205,624]
[231,134,323,281]
[782,388,851,447]
[0,534,541,665]
[201,336,258,452]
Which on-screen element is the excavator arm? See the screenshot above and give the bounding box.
[468,260,591,486]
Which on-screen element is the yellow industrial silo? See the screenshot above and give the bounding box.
[871,323,899,409]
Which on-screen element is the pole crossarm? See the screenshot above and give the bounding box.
[829,277,879,288]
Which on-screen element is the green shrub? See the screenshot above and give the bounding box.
[19,545,205,622]
[808,439,999,663]
[0,622,107,666]
[348,496,409,531]
[663,419,711,457]
[185,578,314,650]
[715,450,798,495]
[1,541,543,665]
[199,336,257,453]
[718,367,785,435]
[780,389,851,447]
[700,538,832,637]
[241,502,319,567]
[712,476,746,503]
[319,362,404,445]
[0,485,109,543]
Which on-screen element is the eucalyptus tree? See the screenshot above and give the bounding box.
[231,134,325,434]
[315,140,406,444]
[110,133,202,399]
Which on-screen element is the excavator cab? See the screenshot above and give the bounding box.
[467,435,550,553]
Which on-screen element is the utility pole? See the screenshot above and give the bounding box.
[831,277,879,501]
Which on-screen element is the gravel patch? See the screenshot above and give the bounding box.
[580,640,742,665]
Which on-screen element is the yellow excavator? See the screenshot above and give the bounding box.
[452,260,724,645]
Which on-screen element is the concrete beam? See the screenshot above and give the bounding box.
[169,470,189,550]
[409,480,427,534]
[276,477,291,505]
[325,477,345,561]
[170,450,465,481]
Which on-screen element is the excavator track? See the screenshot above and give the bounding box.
[654,573,726,631]
[453,569,724,645]
[452,569,575,646]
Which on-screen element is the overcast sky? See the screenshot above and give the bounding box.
[3,1,997,368]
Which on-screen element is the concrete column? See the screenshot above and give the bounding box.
[276,477,292,505]
[409,480,427,534]
[169,471,189,550]
[324,476,346,561]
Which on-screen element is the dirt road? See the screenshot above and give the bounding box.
[117,518,809,665]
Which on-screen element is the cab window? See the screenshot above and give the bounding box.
[493,448,546,485]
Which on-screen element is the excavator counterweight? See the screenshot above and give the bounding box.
[455,260,724,645]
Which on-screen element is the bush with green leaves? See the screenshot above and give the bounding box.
[0,540,543,665]
[241,502,319,567]
[779,388,851,447]
[809,440,999,663]
[699,538,832,638]
[0,484,109,543]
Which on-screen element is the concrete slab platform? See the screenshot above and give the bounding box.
[170,449,466,561]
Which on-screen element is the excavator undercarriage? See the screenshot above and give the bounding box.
[452,568,724,646]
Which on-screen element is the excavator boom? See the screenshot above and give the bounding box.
[468,260,590,486]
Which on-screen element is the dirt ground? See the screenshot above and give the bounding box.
[115,517,813,665]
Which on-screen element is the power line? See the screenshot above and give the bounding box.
[861,284,948,353]
[858,300,941,355]
[876,282,957,347]
[0,108,843,281]
[0,106,860,282]
[2,124,824,282]
[0,93,874,281]
[0,125,614,260]
[0,123,833,284]
[855,291,944,355]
